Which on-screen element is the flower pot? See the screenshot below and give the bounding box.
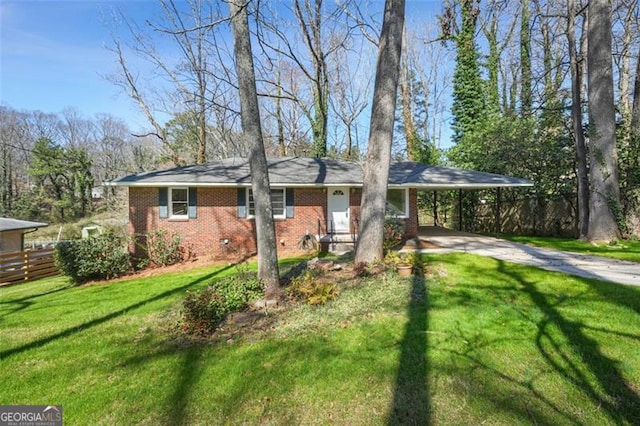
[397,264,413,276]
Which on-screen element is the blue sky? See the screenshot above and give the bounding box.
[1,0,156,129]
[1,0,446,135]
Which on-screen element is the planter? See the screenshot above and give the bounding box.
[397,264,413,277]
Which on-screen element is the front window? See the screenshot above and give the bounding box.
[248,188,285,218]
[386,188,408,218]
[170,187,189,218]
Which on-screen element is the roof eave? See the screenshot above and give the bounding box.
[104,182,364,188]
[389,183,534,190]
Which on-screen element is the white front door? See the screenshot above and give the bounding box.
[328,187,350,233]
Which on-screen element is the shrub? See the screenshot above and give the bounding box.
[287,270,338,305]
[141,229,185,267]
[383,216,406,252]
[383,250,424,275]
[383,250,403,269]
[181,287,227,335]
[55,233,131,284]
[209,271,263,312]
[180,267,263,335]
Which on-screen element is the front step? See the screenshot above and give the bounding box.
[318,234,357,254]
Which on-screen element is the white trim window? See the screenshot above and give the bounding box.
[248,188,286,219]
[169,187,189,218]
[386,188,409,218]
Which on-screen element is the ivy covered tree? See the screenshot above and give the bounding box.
[27,138,94,221]
[446,0,485,149]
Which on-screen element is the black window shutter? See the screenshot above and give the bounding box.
[159,187,168,218]
[237,188,247,218]
[286,188,294,218]
[188,187,197,219]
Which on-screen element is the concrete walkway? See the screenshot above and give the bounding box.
[416,226,640,287]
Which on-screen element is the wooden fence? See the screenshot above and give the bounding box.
[0,248,59,286]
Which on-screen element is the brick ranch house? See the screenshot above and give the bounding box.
[107,157,532,260]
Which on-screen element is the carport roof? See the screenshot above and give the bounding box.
[106,157,533,189]
[0,218,49,232]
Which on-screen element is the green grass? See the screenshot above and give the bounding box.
[498,234,640,263]
[2,254,640,424]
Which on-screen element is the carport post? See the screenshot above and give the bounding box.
[458,189,463,231]
[495,187,502,234]
[433,191,438,226]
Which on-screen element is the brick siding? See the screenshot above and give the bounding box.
[128,186,418,260]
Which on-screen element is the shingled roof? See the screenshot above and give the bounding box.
[0,218,49,232]
[107,157,533,189]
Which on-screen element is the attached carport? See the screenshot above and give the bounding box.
[388,163,534,233]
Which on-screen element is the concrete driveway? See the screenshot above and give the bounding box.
[417,226,640,287]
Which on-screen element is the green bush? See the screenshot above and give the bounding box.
[181,287,227,335]
[140,229,185,267]
[210,272,263,312]
[55,233,131,284]
[383,250,424,275]
[383,250,403,269]
[287,270,338,305]
[180,268,263,335]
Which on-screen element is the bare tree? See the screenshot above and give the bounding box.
[624,46,640,235]
[229,0,280,296]
[109,39,175,164]
[108,0,237,165]
[478,0,518,115]
[92,114,134,193]
[567,0,589,238]
[260,62,314,157]
[355,0,405,265]
[613,0,640,236]
[399,27,418,160]
[256,0,353,158]
[586,0,621,241]
[328,40,372,158]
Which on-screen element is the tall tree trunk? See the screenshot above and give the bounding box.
[626,51,640,235]
[229,0,281,296]
[197,88,207,164]
[586,0,621,241]
[567,0,589,238]
[276,69,286,156]
[485,18,500,114]
[520,0,532,117]
[355,0,405,265]
[400,28,417,160]
[294,0,329,158]
[632,51,640,173]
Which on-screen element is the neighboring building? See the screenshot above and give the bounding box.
[107,157,532,260]
[91,186,105,200]
[0,218,49,254]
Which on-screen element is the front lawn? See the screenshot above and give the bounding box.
[499,234,640,263]
[1,254,639,424]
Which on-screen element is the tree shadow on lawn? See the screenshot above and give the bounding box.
[166,346,204,425]
[497,260,640,424]
[513,244,640,314]
[0,284,73,319]
[120,334,347,424]
[387,270,430,424]
[0,263,239,361]
[425,255,583,424]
